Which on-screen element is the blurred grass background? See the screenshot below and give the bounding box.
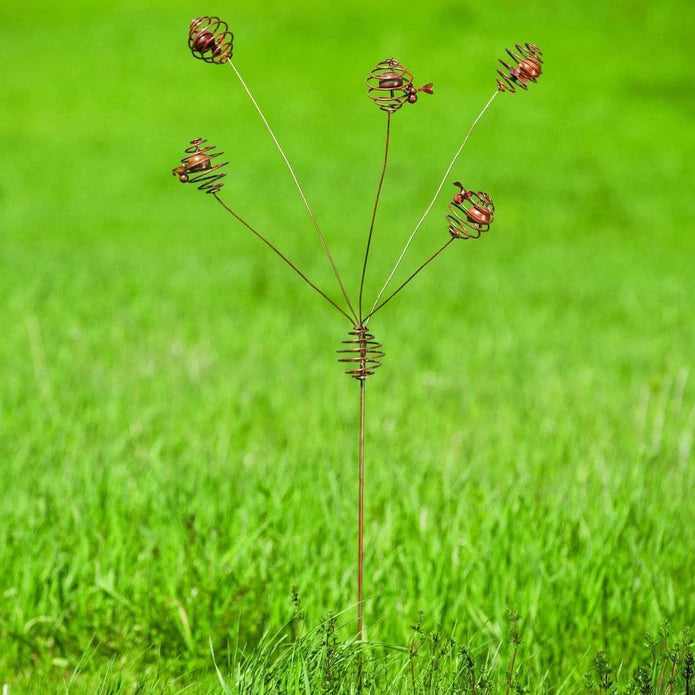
[1,0,694,691]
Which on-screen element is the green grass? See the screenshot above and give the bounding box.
[1,0,694,691]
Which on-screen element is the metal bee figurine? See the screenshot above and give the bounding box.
[172,138,228,194]
[446,182,495,239]
[366,58,433,113]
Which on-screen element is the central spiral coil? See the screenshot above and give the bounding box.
[338,325,384,380]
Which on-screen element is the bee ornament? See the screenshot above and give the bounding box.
[172,138,228,194]
[446,182,495,239]
[366,58,433,113]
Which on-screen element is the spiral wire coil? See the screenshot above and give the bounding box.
[172,138,228,194]
[366,58,414,113]
[497,43,543,92]
[189,16,234,64]
[446,184,495,239]
[338,326,385,380]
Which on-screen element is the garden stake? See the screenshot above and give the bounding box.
[173,17,543,660]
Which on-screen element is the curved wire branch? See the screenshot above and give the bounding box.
[226,58,358,323]
[364,238,455,323]
[368,89,499,317]
[213,193,353,322]
[358,112,392,321]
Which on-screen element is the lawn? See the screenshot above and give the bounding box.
[1,0,694,692]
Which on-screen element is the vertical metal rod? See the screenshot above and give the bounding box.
[356,376,366,690]
[357,377,365,642]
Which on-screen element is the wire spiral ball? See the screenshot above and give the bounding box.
[172,138,228,194]
[446,183,495,239]
[497,43,543,92]
[366,58,414,113]
[366,58,434,113]
[338,326,385,380]
[189,16,234,64]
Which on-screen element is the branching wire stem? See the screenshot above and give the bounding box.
[213,194,353,322]
[364,238,454,322]
[227,58,357,322]
[358,113,392,320]
[369,90,499,317]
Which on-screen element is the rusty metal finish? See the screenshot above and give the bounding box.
[189,16,234,64]
[497,43,543,92]
[338,325,384,380]
[172,138,228,194]
[169,27,546,652]
[366,58,433,113]
[446,182,495,239]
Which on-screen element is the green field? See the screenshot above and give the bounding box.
[1,0,694,691]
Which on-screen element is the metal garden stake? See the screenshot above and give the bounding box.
[172,16,543,644]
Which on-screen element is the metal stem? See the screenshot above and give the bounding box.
[358,113,392,320]
[369,90,499,317]
[364,238,454,322]
[213,194,353,322]
[227,58,358,323]
[357,377,365,643]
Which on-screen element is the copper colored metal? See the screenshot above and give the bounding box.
[366,58,433,113]
[338,325,384,380]
[497,43,543,92]
[172,138,228,194]
[406,81,434,104]
[189,16,234,64]
[446,182,495,239]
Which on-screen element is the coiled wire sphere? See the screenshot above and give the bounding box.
[366,58,433,113]
[189,16,234,64]
[446,182,495,239]
[172,138,228,194]
[338,326,385,380]
[497,43,543,92]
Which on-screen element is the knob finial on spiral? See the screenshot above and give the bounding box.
[172,138,228,194]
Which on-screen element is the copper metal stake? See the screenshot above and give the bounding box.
[178,22,542,682]
[358,377,365,641]
[337,325,383,667]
